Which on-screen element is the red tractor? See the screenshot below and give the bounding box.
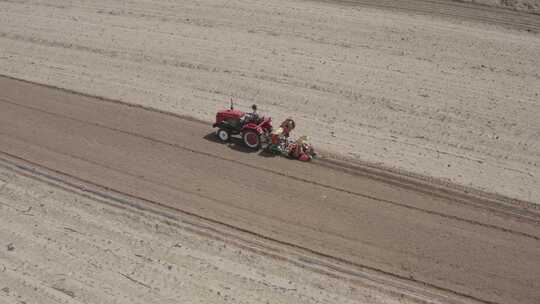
[213,102,273,149]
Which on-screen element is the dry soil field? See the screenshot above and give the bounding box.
[0,163,417,304]
[1,0,540,203]
[1,1,540,304]
[1,76,539,304]
[462,0,540,13]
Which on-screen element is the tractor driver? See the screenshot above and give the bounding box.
[245,104,260,123]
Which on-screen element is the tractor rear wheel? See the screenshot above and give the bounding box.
[243,131,260,149]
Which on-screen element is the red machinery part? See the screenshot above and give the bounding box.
[215,109,245,124]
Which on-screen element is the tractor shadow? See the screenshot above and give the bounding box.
[203,132,280,158]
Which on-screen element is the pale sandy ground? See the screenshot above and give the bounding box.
[462,0,540,13]
[0,0,539,202]
[0,164,418,304]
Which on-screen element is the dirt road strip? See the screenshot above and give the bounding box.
[1,77,539,304]
[316,0,540,27]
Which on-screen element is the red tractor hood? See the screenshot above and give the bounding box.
[215,109,245,123]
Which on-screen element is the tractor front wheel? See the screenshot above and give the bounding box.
[216,129,230,142]
[243,131,260,149]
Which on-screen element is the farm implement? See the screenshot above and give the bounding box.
[212,102,317,161]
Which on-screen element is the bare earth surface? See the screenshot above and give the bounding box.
[0,164,413,304]
[0,0,539,203]
[460,0,540,14]
[1,77,540,304]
